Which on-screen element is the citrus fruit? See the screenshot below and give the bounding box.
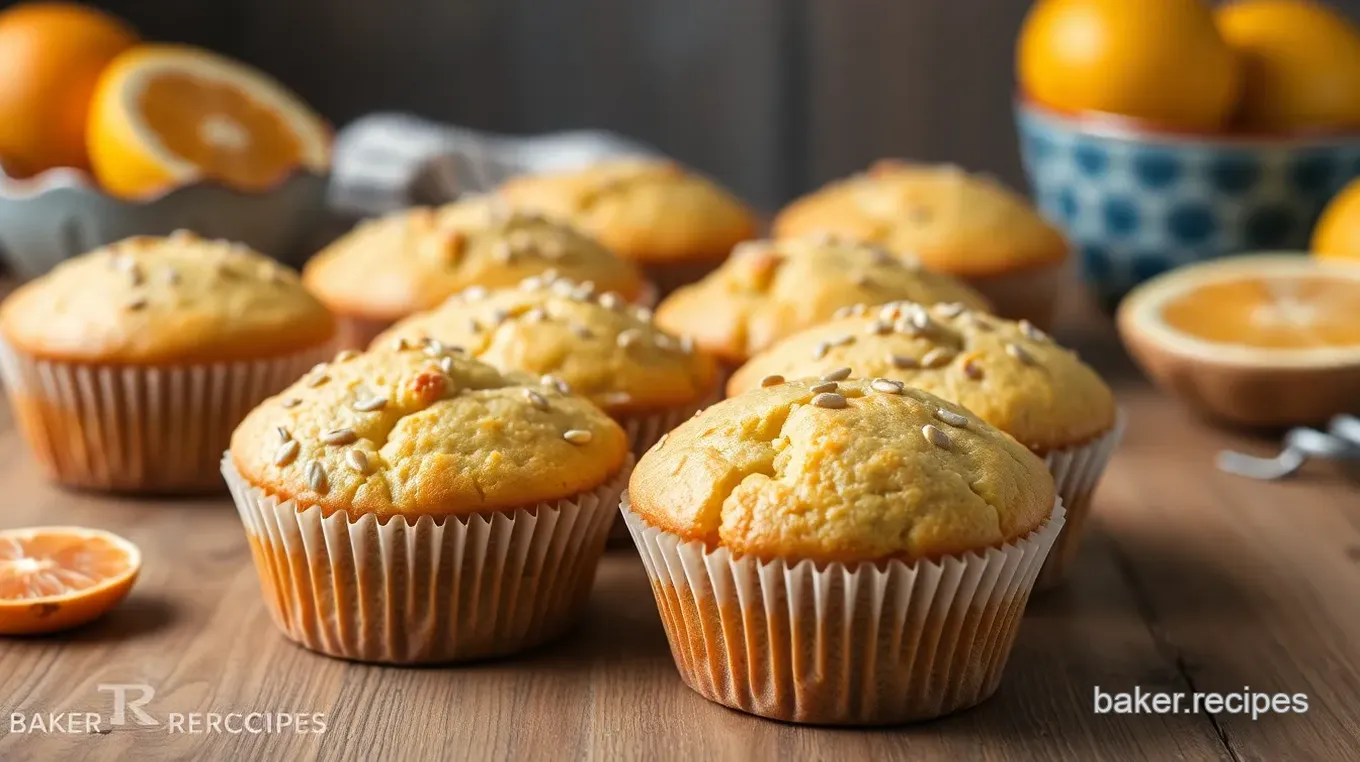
[0,2,138,177]
[1311,177,1360,261]
[87,44,330,199]
[1216,0,1360,131]
[1118,255,1360,425]
[0,526,141,635]
[1017,0,1240,130]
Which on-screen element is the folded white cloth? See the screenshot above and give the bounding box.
[327,113,660,217]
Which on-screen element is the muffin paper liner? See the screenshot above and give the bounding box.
[0,339,331,494]
[222,455,632,664]
[621,495,1066,725]
[1035,409,1126,591]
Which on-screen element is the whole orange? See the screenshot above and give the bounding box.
[1216,0,1360,131]
[1311,178,1360,261]
[0,2,137,177]
[1017,0,1240,130]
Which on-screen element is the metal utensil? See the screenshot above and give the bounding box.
[1216,415,1360,480]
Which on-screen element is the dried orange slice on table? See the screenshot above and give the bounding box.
[1118,255,1360,426]
[0,526,141,635]
[87,44,329,199]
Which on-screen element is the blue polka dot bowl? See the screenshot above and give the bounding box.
[1016,98,1360,311]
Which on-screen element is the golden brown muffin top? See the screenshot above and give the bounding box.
[372,276,717,416]
[302,197,645,321]
[230,346,628,518]
[653,235,990,364]
[729,303,1116,452]
[0,232,335,364]
[628,377,1055,562]
[495,158,759,264]
[772,161,1068,278]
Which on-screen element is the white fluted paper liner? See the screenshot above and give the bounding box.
[223,455,632,664]
[621,495,1066,725]
[1035,409,1126,591]
[0,339,332,493]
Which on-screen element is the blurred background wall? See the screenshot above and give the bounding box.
[24,0,1360,210]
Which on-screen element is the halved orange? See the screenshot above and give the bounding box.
[1118,254,1360,426]
[0,526,141,635]
[87,44,329,199]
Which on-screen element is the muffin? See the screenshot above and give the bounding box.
[773,161,1069,328]
[623,377,1064,724]
[0,232,336,493]
[496,158,759,294]
[729,302,1122,589]
[653,235,989,373]
[302,197,647,348]
[372,275,720,460]
[222,345,630,664]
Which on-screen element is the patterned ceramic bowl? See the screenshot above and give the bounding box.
[0,166,330,280]
[1016,98,1360,310]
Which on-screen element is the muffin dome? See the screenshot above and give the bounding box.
[654,235,989,364]
[373,276,717,415]
[773,161,1067,278]
[0,232,334,363]
[729,302,1116,452]
[230,345,628,518]
[302,197,645,322]
[496,158,758,265]
[628,377,1054,561]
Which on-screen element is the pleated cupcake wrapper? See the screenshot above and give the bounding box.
[223,455,632,665]
[335,280,660,352]
[1035,409,1126,591]
[606,380,723,544]
[621,495,1066,725]
[0,339,332,494]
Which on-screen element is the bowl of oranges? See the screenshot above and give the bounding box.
[0,3,332,279]
[1016,0,1360,311]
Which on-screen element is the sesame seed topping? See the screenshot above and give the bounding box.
[830,334,855,348]
[523,307,547,323]
[888,354,919,369]
[126,297,148,311]
[424,339,446,357]
[468,318,483,333]
[934,408,969,428]
[853,273,874,288]
[912,311,935,332]
[524,389,549,410]
[354,396,388,412]
[306,461,329,493]
[520,276,544,291]
[811,392,848,409]
[868,320,893,335]
[921,348,954,368]
[306,373,330,388]
[489,308,509,325]
[759,374,785,387]
[542,374,571,394]
[656,433,669,448]
[334,349,359,363]
[935,302,966,318]
[1019,320,1049,343]
[572,281,596,300]
[164,268,181,285]
[563,429,593,445]
[871,378,904,394]
[492,242,514,263]
[391,337,411,351]
[963,359,985,380]
[463,286,488,301]
[126,263,144,287]
[276,426,292,444]
[820,366,852,382]
[320,428,358,446]
[345,449,371,475]
[833,306,854,319]
[812,342,830,360]
[281,398,301,409]
[633,307,654,322]
[679,336,694,354]
[599,292,623,311]
[1006,343,1036,365]
[439,356,456,374]
[273,440,300,466]
[572,324,594,339]
[616,329,643,349]
[922,424,952,449]
[809,381,839,394]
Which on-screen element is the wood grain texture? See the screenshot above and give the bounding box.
[0,328,1357,759]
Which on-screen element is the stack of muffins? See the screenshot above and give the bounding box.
[0,154,1122,726]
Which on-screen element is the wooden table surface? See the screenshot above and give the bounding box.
[1,337,1358,761]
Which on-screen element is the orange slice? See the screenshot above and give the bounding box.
[0,526,141,635]
[1118,254,1360,425]
[87,44,329,199]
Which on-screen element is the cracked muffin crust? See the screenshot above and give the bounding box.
[0,231,334,364]
[230,345,628,518]
[653,235,990,365]
[728,302,1116,453]
[302,196,645,324]
[371,276,717,417]
[495,158,758,267]
[627,376,1054,562]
